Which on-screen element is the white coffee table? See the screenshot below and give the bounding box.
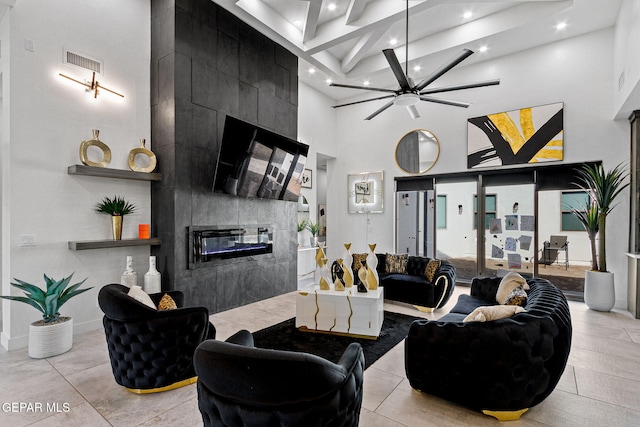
[295,286,384,339]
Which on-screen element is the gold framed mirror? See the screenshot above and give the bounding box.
[395,129,440,174]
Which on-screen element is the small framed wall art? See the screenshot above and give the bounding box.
[348,171,383,213]
[301,169,312,188]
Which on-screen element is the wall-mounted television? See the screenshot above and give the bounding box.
[213,116,309,201]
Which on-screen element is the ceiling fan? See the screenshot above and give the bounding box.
[331,0,500,120]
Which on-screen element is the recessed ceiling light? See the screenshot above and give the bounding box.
[556,21,567,30]
[413,65,421,72]
[463,11,472,19]
[326,79,332,85]
[308,68,316,74]
[390,38,398,46]
[479,45,488,53]
[294,19,302,27]
[363,80,370,86]
[328,3,336,11]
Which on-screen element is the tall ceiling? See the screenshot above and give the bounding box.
[215,0,623,103]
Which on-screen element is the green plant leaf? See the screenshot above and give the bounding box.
[0,295,46,315]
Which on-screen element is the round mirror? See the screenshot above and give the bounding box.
[395,129,440,174]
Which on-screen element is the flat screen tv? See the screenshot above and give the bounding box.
[213,116,309,202]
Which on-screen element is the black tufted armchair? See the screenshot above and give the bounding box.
[194,329,365,427]
[98,284,215,393]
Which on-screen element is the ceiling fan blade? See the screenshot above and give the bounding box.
[419,79,500,95]
[406,105,420,119]
[332,94,395,108]
[414,49,474,92]
[419,96,470,108]
[330,82,397,93]
[383,49,411,92]
[365,100,395,120]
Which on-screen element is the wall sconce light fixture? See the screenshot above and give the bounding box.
[458,204,463,215]
[513,202,519,213]
[59,71,124,98]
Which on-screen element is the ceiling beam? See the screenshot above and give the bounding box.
[303,0,323,43]
[345,0,369,25]
[341,27,386,73]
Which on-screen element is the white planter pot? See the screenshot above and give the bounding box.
[584,270,615,312]
[28,317,73,359]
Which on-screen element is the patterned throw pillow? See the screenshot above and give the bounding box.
[385,253,408,274]
[352,253,368,272]
[503,286,528,307]
[424,259,441,282]
[157,293,177,310]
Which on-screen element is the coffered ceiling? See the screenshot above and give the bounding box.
[214,0,623,103]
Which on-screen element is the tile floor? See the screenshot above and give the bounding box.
[2,285,640,426]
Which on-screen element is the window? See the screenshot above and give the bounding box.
[436,195,447,229]
[561,191,590,231]
[473,194,497,229]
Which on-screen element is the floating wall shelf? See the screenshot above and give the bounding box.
[68,164,161,181]
[68,238,161,251]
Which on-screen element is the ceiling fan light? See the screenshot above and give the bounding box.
[394,93,419,107]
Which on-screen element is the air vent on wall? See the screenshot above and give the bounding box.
[63,49,103,74]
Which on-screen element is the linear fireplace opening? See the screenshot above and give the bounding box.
[191,225,273,266]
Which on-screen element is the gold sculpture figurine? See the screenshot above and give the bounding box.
[128,138,157,173]
[79,129,111,168]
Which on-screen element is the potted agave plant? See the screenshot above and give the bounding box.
[95,195,136,240]
[0,273,92,358]
[572,162,629,311]
[306,220,322,247]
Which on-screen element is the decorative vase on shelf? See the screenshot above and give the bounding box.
[366,243,379,290]
[144,256,161,294]
[128,138,157,173]
[111,215,123,240]
[342,243,354,288]
[80,129,111,168]
[121,256,137,288]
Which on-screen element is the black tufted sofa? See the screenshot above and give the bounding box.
[405,277,572,420]
[98,284,215,393]
[194,329,365,427]
[376,254,456,310]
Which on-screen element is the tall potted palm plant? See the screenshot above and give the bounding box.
[573,163,629,311]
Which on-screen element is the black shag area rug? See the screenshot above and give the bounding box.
[252,311,421,369]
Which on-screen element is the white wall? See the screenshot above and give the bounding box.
[613,0,640,118]
[322,28,631,308]
[1,0,150,350]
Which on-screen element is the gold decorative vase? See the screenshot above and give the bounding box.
[111,215,123,240]
[80,129,112,168]
[128,138,157,173]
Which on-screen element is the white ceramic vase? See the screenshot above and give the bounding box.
[29,317,73,359]
[584,270,615,312]
[121,255,137,288]
[144,256,161,294]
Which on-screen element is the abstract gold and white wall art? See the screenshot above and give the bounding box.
[467,102,563,169]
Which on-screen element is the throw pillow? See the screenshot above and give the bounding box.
[504,286,528,307]
[127,285,156,309]
[463,305,526,323]
[424,259,441,282]
[496,272,528,304]
[385,253,408,274]
[157,293,177,310]
[352,253,368,271]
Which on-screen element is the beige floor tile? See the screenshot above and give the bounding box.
[358,408,406,427]
[208,316,248,341]
[571,318,633,342]
[574,366,640,412]
[28,402,111,427]
[627,327,640,344]
[571,330,640,361]
[362,366,404,411]
[555,365,578,394]
[136,398,203,427]
[527,388,640,427]
[46,329,111,376]
[65,362,196,427]
[0,358,86,427]
[568,346,640,382]
[368,341,406,378]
